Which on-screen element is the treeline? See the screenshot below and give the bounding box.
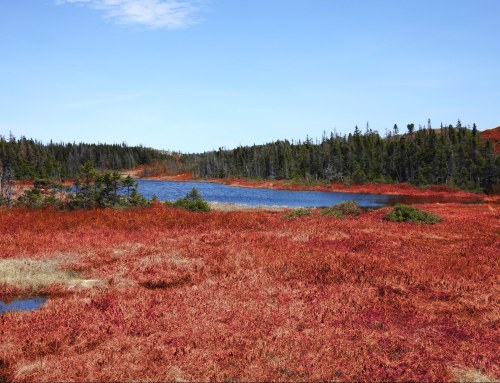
[2,122,499,193]
[189,122,499,192]
[0,134,177,180]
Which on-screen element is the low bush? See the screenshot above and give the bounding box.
[283,208,311,218]
[16,188,62,209]
[67,166,149,209]
[385,204,442,224]
[171,188,210,212]
[321,201,361,218]
[11,162,150,210]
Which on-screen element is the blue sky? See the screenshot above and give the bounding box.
[1,0,499,153]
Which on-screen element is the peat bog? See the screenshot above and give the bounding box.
[0,202,498,382]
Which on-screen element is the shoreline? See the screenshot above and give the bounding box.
[11,172,499,204]
[131,172,490,200]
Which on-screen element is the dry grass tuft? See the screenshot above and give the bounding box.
[451,368,498,382]
[14,360,48,380]
[208,201,287,211]
[0,258,101,290]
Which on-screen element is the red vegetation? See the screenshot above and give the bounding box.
[160,172,193,181]
[132,170,191,181]
[125,160,172,178]
[0,204,498,382]
[481,126,500,153]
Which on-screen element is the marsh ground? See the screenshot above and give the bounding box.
[0,202,498,382]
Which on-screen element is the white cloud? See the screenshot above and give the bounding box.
[58,0,202,29]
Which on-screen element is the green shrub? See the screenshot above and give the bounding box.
[171,188,210,212]
[16,187,62,209]
[33,178,50,188]
[8,163,152,210]
[16,187,43,208]
[385,204,442,224]
[320,207,343,218]
[127,188,149,207]
[321,201,361,218]
[283,208,312,218]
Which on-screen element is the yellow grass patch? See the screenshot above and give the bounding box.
[0,258,101,290]
[14,360,48,380]
[208,201,287,211]
[451,368,498,383]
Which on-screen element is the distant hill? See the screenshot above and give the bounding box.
[481,126,500,153]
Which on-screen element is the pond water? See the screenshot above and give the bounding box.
[134,180,483,208]
[0,297,46,314]
[136,180,405,208]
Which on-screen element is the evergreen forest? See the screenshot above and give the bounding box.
[0,135,177,180]
[1,121,499,193]
[188,122,499,192]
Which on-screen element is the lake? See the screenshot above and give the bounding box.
[135,180,405,208]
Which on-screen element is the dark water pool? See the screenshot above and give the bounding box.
[135,180,403,208]
[0,297,46,313]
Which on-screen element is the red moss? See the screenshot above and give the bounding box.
[141,172,193,181]
[481,126,500,153]
[125,159,190,179]
[0,204,498,382]
[481,126,500,140]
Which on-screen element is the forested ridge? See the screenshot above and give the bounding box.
[188,122,499,192]
[0,135,176,180]
[1,122,499,192]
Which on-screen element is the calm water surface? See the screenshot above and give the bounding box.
[135,180,482,207]
[136,180,404,208]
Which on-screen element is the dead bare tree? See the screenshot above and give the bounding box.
[0,159,14,207]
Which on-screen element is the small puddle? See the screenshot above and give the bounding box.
[0,297,47,314]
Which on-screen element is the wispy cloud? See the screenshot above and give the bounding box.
[58,0,202,29]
